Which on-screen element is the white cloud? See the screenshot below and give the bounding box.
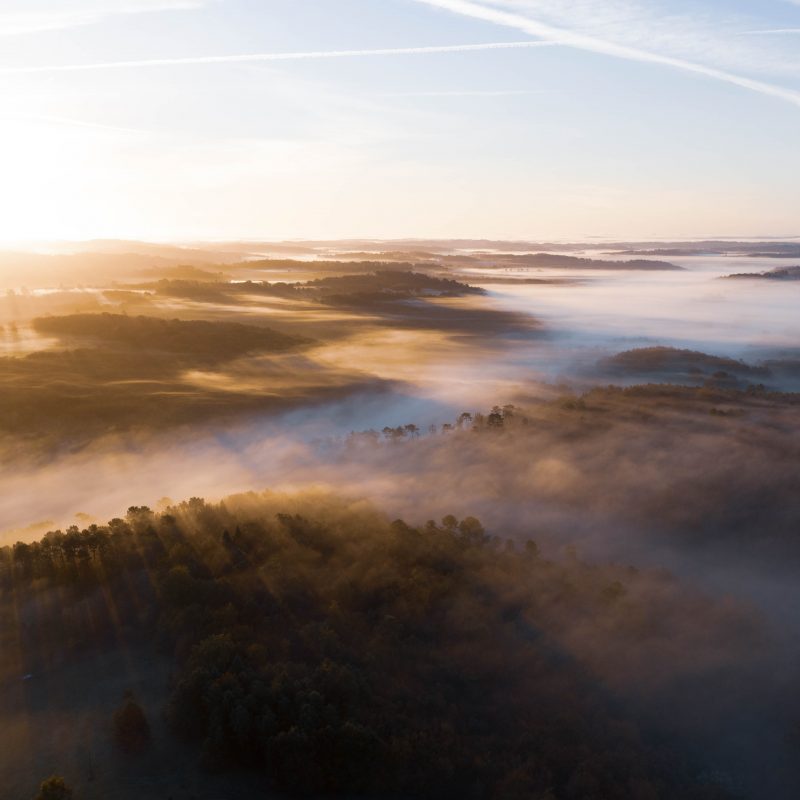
[448,0,800,73]
[739,29,800,36]
[414,0,800,109]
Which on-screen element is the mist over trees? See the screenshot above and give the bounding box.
[3,242,800,799]
[0,492,767,799]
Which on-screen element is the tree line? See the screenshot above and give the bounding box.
[1,495,740,799]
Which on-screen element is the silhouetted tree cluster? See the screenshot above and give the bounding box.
[146,271,483,307]
[348,404,525,447]
[34,776,73,800]
[113,691,152,753]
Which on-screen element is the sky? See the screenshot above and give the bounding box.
[1,0,800,242]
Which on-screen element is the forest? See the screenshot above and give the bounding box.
[723,265,800,281]
[0,272,538,445]
[2,246,800,800]
[137,271,485,306]
[0,315,321,442]
[0,491,755,800]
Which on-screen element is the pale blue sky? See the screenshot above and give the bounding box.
[1,0,799,241]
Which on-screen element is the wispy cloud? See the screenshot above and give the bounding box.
[413,0,800,109]
[386,89,544,97]
[739,29,800,36]
[0,1,208,36]
[0,40,556,76]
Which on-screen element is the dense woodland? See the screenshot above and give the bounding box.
[33,314,308,360]
[0,493,746,799]
[0,272,538,443]
[0,314,334,441]
[136,271,484,306]
[723,266,800,281]
[601,347,768,378]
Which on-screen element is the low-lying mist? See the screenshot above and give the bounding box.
[3,483,798,799]
[3,243,800,798]
[5,385,799,603]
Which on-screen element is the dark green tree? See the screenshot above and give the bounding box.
[113,691,152,753]
[34,776,73,800]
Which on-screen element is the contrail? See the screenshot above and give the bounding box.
[386,89,543,97]
[414,0,800,109]
[0,40,556,76]
[738,29,800,36]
